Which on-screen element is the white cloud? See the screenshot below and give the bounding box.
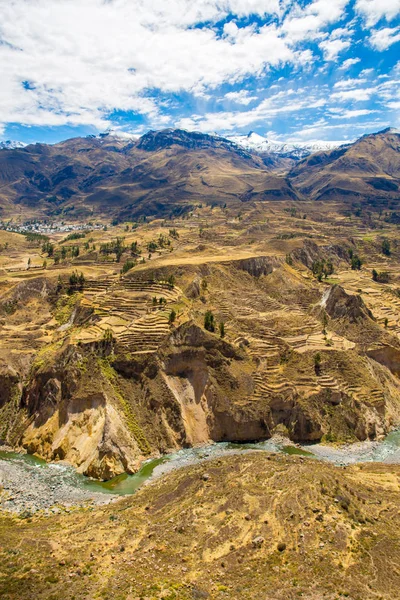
[369,26,400,50]
[282,0,349,41]
[319,38,351,61]
[177,88,328,132]
[339,57,361,69]
[0,0,299,129]
[224,90,258,105]
[331,87,377,101]
[333,78,367,88]
[355,0,400,26]
[333,108,376,118]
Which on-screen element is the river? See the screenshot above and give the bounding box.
[1,431,400,514]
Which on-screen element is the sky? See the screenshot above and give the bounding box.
[0,0,399,145]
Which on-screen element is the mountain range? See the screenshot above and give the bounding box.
[0,127,398,221]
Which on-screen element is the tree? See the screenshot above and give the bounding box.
[372,269,378,281]
[168,274,175,288]
[120,260,135,274]
[169,309,176,324]
[42,241,54,257]
[219,321,225,338]
[384,318,389,329]
[27,257,31,269]
[42,259,47,269]
[68,271,85,294]
[351,255,362,270]
[314,352,322,375]
[204,310,215,332]
[382,238,391,256]
[103,328,114,342]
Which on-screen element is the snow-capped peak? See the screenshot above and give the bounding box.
[0,140,26,150]
[226,133,348,160]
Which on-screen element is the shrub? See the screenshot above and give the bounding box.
[169,309,176,324]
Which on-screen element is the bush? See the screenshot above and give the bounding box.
[169,309,176,324]
[372,269,389,283]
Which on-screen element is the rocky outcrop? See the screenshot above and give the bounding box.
[230,255,281,278]
[322,285,374,322]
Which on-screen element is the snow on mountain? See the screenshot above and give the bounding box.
[227,132,348,160]
[0,140,26,150]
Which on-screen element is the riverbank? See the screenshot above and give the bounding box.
[1,431,400,516]
[0,452,116,516]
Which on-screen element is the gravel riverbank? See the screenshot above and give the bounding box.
[0,454,116,515]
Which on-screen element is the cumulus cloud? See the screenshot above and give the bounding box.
[0,0,297,129]
[339,57,361,69]
[370,27,400,50]
[355,0,400,26]
[319,38,351,61]
[282,0,349,41]
[0,0,398,140]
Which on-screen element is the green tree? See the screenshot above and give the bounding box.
[120,260,134,274]
[314,352,322,375]
[382,238,391,256]
[204,310,215,332]
[169,309,176,324]
[351,255,362,270]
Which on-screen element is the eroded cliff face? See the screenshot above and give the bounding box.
[2,312,399,479]
[16,342,148,479]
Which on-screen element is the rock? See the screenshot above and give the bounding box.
[252,536,265,548]
[244,514,252,521]
[277,542,286,552]
[201,473,210,481]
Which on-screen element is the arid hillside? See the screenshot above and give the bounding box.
[1,452,400,600]
[289,128,400,205]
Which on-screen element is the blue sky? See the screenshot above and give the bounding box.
[0,0,399,145]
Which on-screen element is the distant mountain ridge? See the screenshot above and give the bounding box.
[0,127,398,220]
